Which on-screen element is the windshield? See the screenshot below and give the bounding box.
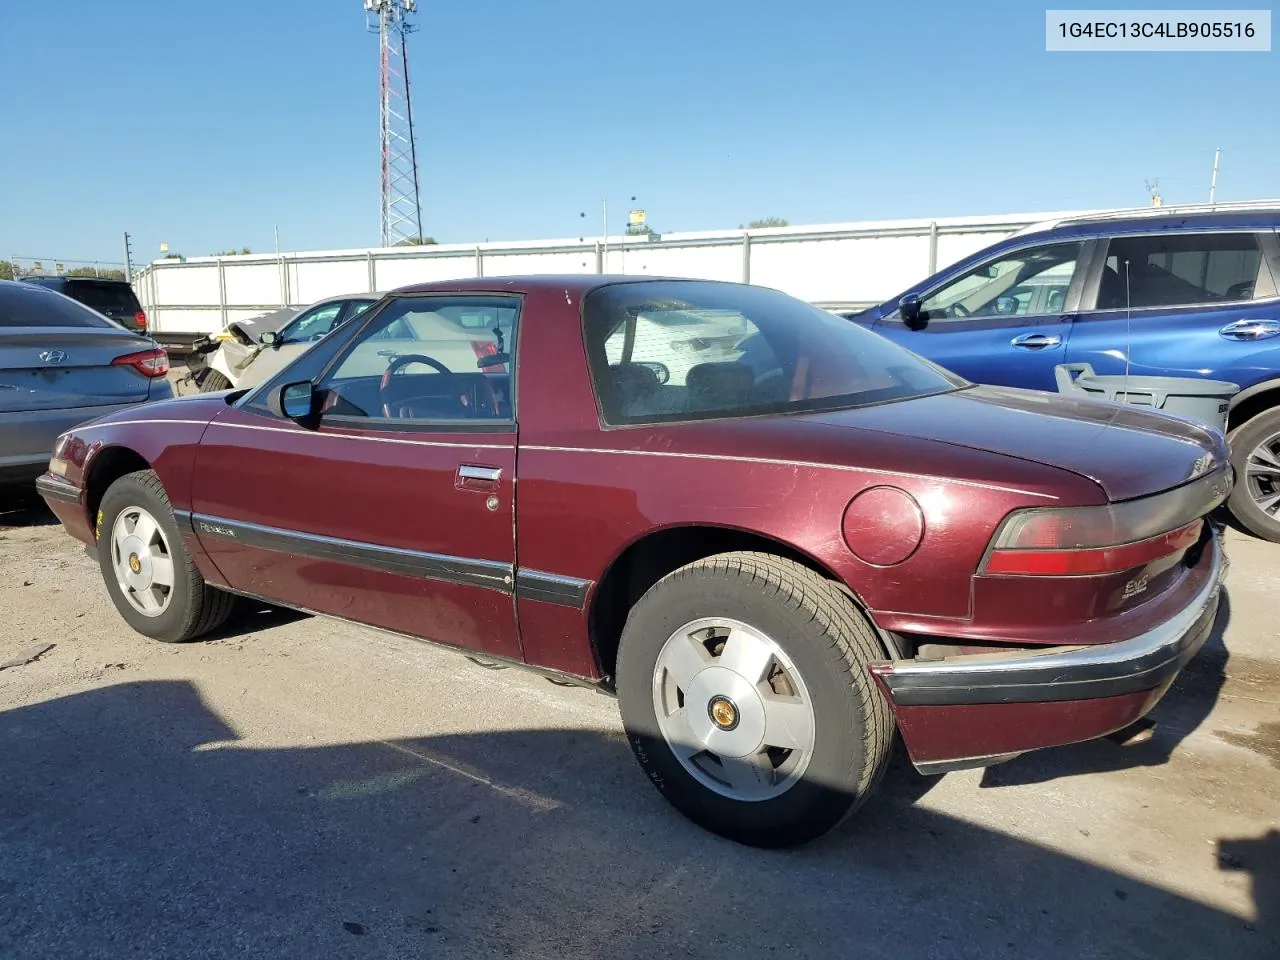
[583,280,963,425]
[0,282,117,328]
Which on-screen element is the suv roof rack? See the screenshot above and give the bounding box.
[1009,199,1280,238]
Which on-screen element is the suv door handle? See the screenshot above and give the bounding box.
[456,464,502,492]
[1219,318,1280,341]
[1010,333,1062,350]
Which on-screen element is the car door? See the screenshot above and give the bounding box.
[189,292,523,660]
[1066,230,1280,383]
[873,239,1091,390]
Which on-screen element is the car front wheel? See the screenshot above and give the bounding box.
[616,551,893,848]
[1227,407,1280,542]
[96,470,236,642]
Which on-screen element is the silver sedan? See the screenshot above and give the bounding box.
[0,280,173,489]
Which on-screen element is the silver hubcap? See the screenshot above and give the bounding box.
[1245,431,1280,518]
[110,506,175,618]
[651,617,816,802]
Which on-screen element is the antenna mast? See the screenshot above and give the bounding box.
[365,0,423,247]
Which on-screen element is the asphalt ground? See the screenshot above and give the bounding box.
[1,493,1277,960]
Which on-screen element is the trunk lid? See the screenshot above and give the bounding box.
[806,384,1223,501]
[0,328,154,413]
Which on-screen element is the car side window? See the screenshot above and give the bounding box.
[316,295,519,425]
[280,302,344,343]
[917,242,1083,322]
[1094,232,1272,310]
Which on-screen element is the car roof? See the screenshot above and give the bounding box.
[388,275,709,297]
[21,275,132,285]
[1013,201,1280,241]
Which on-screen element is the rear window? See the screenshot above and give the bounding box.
[65,280,142,314]
[583,280,962,425]
[0,282,117,328]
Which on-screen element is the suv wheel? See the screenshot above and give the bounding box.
[1228,407,1280,542]
[616,551,894,848]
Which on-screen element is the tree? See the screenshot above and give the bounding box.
[66,266,127,280]
[212,247,251,256]
[745,217,789,229]
[393,236,437,246]
[0,261,15,281]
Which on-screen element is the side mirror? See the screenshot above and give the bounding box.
[259,331,279,347]
[899,294,926,330]
[268,381,317,423]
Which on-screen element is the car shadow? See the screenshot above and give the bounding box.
[978,590,1232,789]
[0,679,1272,959]
[0,490,57,529]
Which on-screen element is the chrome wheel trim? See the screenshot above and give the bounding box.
[651,617,817,803]
[110,506,175,618]
[1245,431,1280,517]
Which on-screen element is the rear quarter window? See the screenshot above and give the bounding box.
[66,281,142,314]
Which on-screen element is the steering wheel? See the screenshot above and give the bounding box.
[378,353,501,419]
[948,302,971,318]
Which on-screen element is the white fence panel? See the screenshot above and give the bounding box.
[153,264,220,306]
[289,258,371,303]
[752,235,929,304]
[482,249,597,277]
[223,260,282,307]
[610,242,740,281]
[374,252,478,290]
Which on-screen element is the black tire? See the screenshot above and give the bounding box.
[199,370,233,393]
[96,469,236,642]
[1227,408,1280,542]
[616,551,894,848]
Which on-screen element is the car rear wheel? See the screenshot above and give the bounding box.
[199,370,233,393]
[97,470,236,642]
[616,551,893,848]
[1227,408,1280,542]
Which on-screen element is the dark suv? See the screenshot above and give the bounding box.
[21,276,148,333]
[848,202,1280,541]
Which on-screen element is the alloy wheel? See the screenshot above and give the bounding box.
[109,506,176,618]
[651,617,817,802]
[1244,431,1280,518]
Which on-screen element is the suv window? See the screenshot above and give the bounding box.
[1095,233,1269,310]
[316,295,518,424]
[0,282,116,328]
[917,242,1082,321]
[65,280,142,316]
[584,280,960,426]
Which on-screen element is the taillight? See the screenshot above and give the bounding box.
[134,310,147,329]
[471,339,505,371]
[980,470,1230,577]
[112,347,169,378]
[983,519,1202,576]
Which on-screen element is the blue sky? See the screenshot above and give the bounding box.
[0,1,1274,266]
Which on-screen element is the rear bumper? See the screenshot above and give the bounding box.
[870,529,1227,773]
[0,401,145,470]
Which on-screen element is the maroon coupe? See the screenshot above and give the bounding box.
[36,276,1230,847]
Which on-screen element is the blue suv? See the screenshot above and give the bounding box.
[847,203,1280,541]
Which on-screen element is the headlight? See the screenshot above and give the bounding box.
[48,433,72,476]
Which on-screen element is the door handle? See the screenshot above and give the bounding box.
[456,464,502,492]
[1010,333,1062,350]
